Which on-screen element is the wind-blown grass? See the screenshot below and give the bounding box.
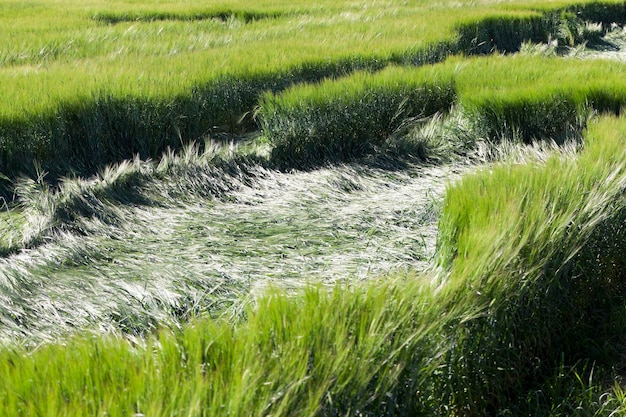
[434,115,626,413]
[0,279,445,416]
[3,0,626,414]
[1,116,625,415]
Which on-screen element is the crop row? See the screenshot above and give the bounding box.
[258,54,626,166]
[1,1,626,195]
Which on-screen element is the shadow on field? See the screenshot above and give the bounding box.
[91,9,285,25]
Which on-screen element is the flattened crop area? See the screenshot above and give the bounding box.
[0,161,469,342]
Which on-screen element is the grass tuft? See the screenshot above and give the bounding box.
[259,66,457,168]
[434,115,626,413]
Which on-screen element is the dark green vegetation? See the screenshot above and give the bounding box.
[259,67,457,167]
[2,0,626,415]
[91,8,285,25]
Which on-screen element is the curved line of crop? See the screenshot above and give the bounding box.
[0,2,624,197]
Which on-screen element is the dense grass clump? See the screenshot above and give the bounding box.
[466,91,587,143]
[452,55,626,143]
[259,54,626,165]
[435,115,626,413]
[259,66,457,167]
[457,12,559,54]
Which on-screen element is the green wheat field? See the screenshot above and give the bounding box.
[2,0,626,415]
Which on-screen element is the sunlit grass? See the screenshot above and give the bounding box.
[2,0,626,414]
[1,115,625,415]
[1,0,625,185]
[0,139,472,343]
[0,209,25,256]
[433,115,626,412]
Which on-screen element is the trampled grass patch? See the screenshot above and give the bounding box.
[0,140,475,344]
